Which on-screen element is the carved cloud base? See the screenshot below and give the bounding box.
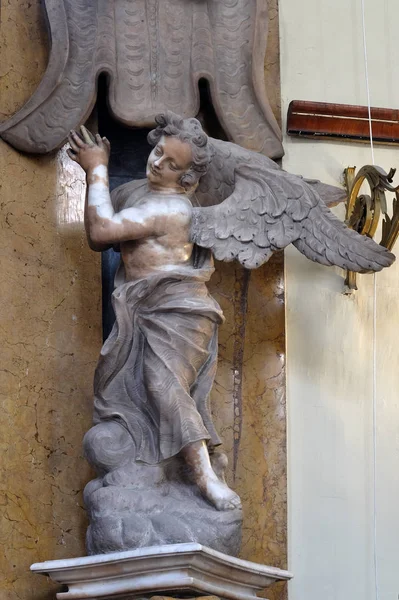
[30,542,293,600]
[83,427,242,556]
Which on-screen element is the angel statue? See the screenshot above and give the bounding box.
[68,113,394,515]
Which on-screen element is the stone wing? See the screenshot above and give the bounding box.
[191,165,395,271]
[195,137,347,209]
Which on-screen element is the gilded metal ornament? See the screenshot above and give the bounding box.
[344,165,399,290]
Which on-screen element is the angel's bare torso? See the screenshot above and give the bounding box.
[118,189,194,281]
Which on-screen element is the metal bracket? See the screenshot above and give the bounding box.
[344,165,399,290]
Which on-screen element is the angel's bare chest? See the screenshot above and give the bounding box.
[121,233,193,280]
[121,194,193,275]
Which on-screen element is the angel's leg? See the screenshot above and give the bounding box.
[182,440,241,511]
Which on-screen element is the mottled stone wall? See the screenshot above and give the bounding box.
[209,256,286,600]
[207,4,287,597]
[0,3,102,598]
[210,6,287,600]
[0,2,285,600]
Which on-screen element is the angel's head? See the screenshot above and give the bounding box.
[147,112,214,193]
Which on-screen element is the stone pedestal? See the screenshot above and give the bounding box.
[31,543,293,600]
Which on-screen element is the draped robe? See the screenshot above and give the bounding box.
[93,261,224,464]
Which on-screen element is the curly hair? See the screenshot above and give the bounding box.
[147,111,214,190]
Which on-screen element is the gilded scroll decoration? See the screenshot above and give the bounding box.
[344,165,399,290]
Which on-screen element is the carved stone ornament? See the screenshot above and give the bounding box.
[0,0,283,158]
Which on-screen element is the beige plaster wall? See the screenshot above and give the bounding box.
[0,3,102,598]
[279,0,399,598]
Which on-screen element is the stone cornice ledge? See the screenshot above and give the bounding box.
[30,542,293,600]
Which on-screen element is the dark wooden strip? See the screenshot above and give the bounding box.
[289,100,399,121]
[287,100,399,144]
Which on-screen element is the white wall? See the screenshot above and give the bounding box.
[279,1,399,598]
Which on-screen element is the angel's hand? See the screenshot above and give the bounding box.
[67,126,111,175]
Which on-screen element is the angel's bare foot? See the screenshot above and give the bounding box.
[197,474,242,511]
[182,440,242,511]
[210,450,228,482]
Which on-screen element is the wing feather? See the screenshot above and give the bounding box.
[294,201,395,271]
[191,165,297,269]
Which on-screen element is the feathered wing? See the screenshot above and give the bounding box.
[297,177,347,207]
[195,138,348,209]
[191,164,395,272]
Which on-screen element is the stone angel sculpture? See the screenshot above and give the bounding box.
[67,113,394,522]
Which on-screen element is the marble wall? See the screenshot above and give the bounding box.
[209,256,286,600]
[0,3,102,598]
[0,2,286,599]
[212,9,287,596]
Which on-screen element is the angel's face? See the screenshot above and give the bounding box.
[146,135,193,192]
